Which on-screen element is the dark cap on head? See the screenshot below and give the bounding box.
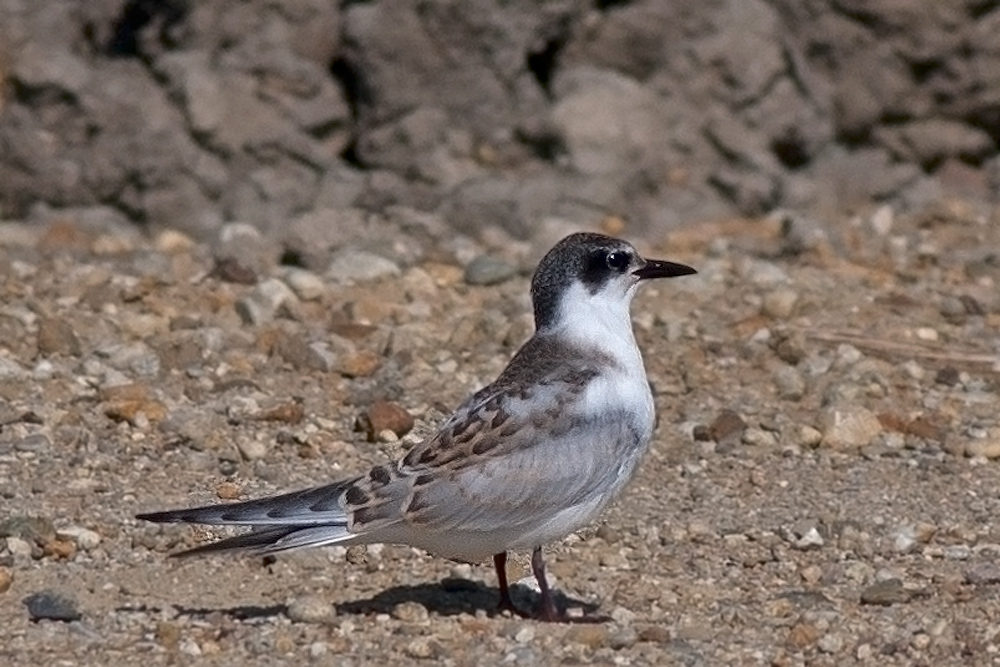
[530,233,695,329]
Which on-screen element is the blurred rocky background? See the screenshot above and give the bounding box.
[1,0,998,250]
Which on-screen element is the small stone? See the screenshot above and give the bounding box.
[915,327,939,341]
[104,398,168,426]
[514,625,535,643]
[272,333,332,372]
[964,562,1000,585]
[236,436,268,461]
[156,620,181,650]
[820,406,882,450]
[56,526,101,551]
[935,366,960,386]
[155,229,195,253]
[282,268,327,301]
[327,250,401,283]
[363,401,415,440]
[36,317,81,356]
[791,527,824,550]
[463,255,517,286]
[818,632,844,653]
[392,601,430,623]
[6,537,33,559]
[42,535,76,559]
[286,595,336,624]
[944,545,972,560]
[707,410,746,445]
[211,257,258,285]
[787,622,821,649]
[609,626,639,650]
[0,566,13,593]
[800,565,823,584]
[742,428,778,448]
[796,425,824,448]
[565,624,610,649]
[179,637,202,656]
[965,439,1000,459]
[636,624,671,643]
[893,525,917,554]
[773,365,806,401]
[24,590,82,621]
[860,579,911,605]
[235,278,298,325]
[762,288,799,319]
[404,637,443,659]
[911,633,931,651]
[337,350,380,378]
[345,545,367,564]
[216,481,243,500]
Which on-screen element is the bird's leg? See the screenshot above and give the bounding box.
[531,546,563,622]
[493,552,521,615]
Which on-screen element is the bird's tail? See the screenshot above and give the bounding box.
[136,481,361,557]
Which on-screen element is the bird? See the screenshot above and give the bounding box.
[136,232,696,622]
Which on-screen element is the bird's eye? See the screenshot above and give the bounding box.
[606,251,630,271]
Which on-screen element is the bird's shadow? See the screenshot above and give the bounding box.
[336,577,600,619]
[136,578,601,622]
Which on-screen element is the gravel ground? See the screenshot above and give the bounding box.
[3,203,1000,666]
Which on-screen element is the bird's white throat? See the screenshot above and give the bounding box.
[549,278,646,373]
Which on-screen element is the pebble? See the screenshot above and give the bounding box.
[818,632,844,653]
[23,590,82,621]
[787,622,821,649]
[6,536,34,559]
[705,410,746,445]
[965,562,1000,585]
[0,566,12,593]
[742,427,777,448]
[762,288,799,319]
[285,595,336,624]
[0,356,26,379]
[236,436,269,461]
[392,601,430,623]
[336,350,381,378]
[463,255,517,286]
[944,545,971,560]
[859,579,911,605]
[796,425,824,448]
[790,527,824,550]
[272,333,333,372]
[56,526,102,551]
[215,481,243,500]
[820,406,882,450]
[965,439,1000,459]
[363,400,415,440]
[773,364,806,401]
[565,624,610,649]
[36,317,82,356]
[800,565,823,584]
[282,268,327,301]
[235,278,299,325]
[404,638,442,659]
[326,250,401,283]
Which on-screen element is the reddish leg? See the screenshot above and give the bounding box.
[493,552,522,616]
[531,546,563,622]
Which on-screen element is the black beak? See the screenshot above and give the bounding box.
[633,258,697,281]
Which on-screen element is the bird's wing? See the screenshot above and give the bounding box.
[384,368,644,536]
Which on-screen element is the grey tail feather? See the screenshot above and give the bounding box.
[169,526,302,558]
